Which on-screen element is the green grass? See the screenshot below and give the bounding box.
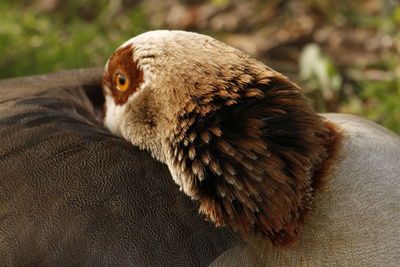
[0,0,151,79]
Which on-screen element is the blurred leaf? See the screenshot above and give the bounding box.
[210,0,230,6]
[392,6,400,24]
[299,43,342,111]
[361,77,400,133]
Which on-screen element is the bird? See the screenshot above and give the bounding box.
[102,30,400,266]
[0,68,239,266]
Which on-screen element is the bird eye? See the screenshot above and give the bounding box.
[115,73,129,92]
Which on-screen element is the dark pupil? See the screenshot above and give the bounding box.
[118,75,126,85]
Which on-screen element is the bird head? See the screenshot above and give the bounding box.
[102,30,340,247]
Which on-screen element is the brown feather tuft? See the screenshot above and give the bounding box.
[166,69,342,247]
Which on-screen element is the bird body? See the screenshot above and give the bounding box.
[102,30,400,266]
[0,69,238,266]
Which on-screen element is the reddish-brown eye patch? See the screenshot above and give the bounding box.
[102,45,144,105]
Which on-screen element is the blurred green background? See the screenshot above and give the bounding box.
[1,0,399,133]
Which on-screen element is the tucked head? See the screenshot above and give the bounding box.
[102,30,261,159]
[102,30,341,247]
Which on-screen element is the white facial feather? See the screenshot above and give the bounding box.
[103,94,125,137]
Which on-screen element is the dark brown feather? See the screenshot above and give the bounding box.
[168,70,342,247]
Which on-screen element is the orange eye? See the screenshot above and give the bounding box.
[115,73,129,92]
